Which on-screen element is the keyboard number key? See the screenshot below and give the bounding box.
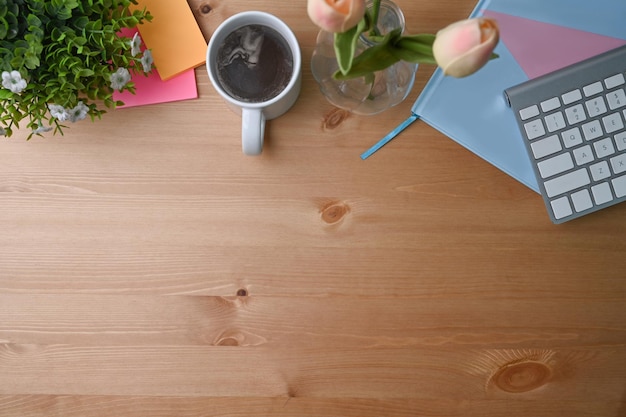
[550,196,573,220]
[607,89,626,110]
[591,182,613,205]
[565,104,587,124]
[545,111,567,132]
[571,189,593,212]
[585,96,608,117]
[524,119,546,140]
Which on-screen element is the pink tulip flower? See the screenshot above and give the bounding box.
[307,0,366,33]
[432,17,499,78]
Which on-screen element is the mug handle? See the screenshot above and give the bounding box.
[242,108,265,156]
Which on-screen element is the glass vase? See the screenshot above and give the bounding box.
[310,0,417,116]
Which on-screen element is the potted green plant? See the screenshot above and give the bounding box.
[0,0,153,138]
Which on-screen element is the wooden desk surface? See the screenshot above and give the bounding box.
[1,1,625,416]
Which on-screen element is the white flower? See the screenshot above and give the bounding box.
[48,102,88,123]
[48,104,70,121]
[140,50,154,73]
[67,101,89,123]
[1,70,27,94]
[32,124,53,135]
[130,32,142,57]
[110,67,131,91]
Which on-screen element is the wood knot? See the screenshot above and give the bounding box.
[491,360,552,393]
[322,108,350,130]
[236,288,248,297]
[320,200,350,224]
[216,336,239,346]
[200,3,212,14]
[213,330,268,347]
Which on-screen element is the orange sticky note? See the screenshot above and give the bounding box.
[132,0,207,81]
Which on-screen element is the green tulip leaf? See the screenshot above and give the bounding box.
[333,29,403,80]
[391,34,437,64]
[334,18,368,76]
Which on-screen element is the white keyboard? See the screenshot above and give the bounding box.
[505,44,626,223]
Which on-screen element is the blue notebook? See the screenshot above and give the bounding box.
[362,0,626,193]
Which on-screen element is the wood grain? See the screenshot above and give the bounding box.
[1,0,625,416]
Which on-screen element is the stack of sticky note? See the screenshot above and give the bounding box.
[114,0,208,107]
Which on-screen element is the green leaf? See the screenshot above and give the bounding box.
[391,34,437,65]
[333,17,367,76]
[24,52,40,69]
[333,29,402,80]
[26,14,42,29]
[0,17,8,39]
[75,68,94,77]
[366,0,381,36]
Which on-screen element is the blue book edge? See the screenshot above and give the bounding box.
[362,0,625,195]
[361,0,491,160]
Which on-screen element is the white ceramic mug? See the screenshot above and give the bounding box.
[206,12,302,155]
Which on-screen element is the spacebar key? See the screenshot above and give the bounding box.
[544,168,590,198]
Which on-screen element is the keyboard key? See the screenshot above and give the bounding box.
[565,104,587,124]
[607,89,626,110]
[505,45,626,223]
[602,112,624,133]
[562,89,582,105]
[561,127,583,148]
[610,153,626,174]
[531,135,562,159]
[614,131,626,151]
[582,120,603,141]
[541,97,560,112]
[519,105,539,120]
[544,111,567,132]
[585,96,608,116]
[571,189,593,212]
[573,145,594,165]
[544,168,590,198]
[592,182,613,204]
[590,161,611,181]
[594,137,616,158]
[550,196,573,219]
[612,174,626,198]
[605,73,625,89]
[537,152,574,178]
[583,81,603,97]
[524,119,546,140]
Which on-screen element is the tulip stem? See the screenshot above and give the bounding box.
[368,0,381,37]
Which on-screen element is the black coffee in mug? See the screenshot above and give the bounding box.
[216,24,294,103]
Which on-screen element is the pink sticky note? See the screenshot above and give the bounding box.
[113,28,199,108]
[114,67,198,108]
